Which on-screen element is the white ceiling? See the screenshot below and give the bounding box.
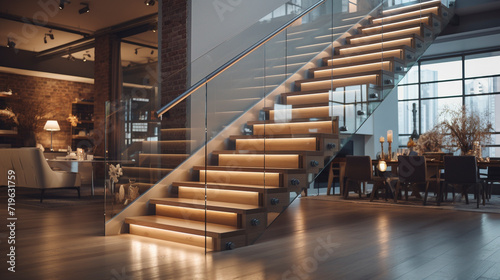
[0,0,158,65]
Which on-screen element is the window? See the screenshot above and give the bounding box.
[398,50,500,156]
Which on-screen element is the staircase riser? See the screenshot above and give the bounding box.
[327,48,415,67]
[178,186,261,206]
[253,121,337,136]
[129,224,216,250]
[200,170,281,187]
[156,205,239,227]
[138,155,188,168]
[235,138,318,152]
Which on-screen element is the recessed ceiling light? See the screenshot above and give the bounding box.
[7,38,16,48]
[145,0,155,6]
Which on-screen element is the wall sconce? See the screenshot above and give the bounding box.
[44,120,60,152]
[7,38,16,48]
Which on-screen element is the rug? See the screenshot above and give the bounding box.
[302,192,500,214]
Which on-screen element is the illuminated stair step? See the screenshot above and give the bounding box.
[138,154,189,168]
[153,202,267,235]
[310,58,404,79]
[176,185,261,206]
[347,24,433,45]
[121,166,172,182]
[171,181,289,214]
[335,35,423,55]
[197,168,281,187]
[251,118,339,135]
[214,151,325,172]
[160,128,190,140]
[281,85,380,105]
[381,0,442,16]
[141,140,196,154]
[230,135,339,156]
[372,6,442,25]
[360,14,442,35]
[217,153,300,169]
[172,181,284,193]
[324,46,415,67]
[126,216,245,251]
[296,71,393,91]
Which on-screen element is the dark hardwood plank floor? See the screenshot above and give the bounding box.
[1,189,500,280]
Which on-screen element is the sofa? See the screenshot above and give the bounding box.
[0,148,81,202]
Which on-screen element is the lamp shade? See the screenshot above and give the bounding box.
[44,120,60,131]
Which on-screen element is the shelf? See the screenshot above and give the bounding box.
[72,135,91,139]
[72,101,94,105]
[0,129,18,136]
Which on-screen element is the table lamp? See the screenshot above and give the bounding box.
[44,120,60,151]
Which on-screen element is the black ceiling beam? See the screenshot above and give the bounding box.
[36,37,95,59]
[121,40,157,50]
[35,13,157,60]
[0,12,91,37]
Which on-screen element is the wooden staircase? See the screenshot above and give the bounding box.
[124,0,452,251]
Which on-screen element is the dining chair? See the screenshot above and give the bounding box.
[343,156,391,200]
[443,156,485,208]
[482,166,500,200]
[395,155,434,204]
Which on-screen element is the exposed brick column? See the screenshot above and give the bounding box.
[94,34,121,157]
[160,0,189,129]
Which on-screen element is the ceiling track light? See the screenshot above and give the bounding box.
[82,52,91,62]
[79,2,90,14]
[7,38,16,48]
[44,30,54,44]
[59,0,70,10]
[145,0,155,6]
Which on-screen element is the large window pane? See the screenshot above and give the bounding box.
[465,51,500,78]
[464,94,500,131]
[420,57,462,82]
[421,97,462,131]
[465,76,500,95]
[421,80,462,98]
[398,84,418,100]
[400,64,418,84]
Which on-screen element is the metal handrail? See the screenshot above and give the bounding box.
[157,0,326,117]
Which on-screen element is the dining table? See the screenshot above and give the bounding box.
[327,156,500,199]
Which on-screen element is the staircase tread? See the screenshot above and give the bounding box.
[172,181,283,191]
[248,117,335,125]
[150,197,265,213]
[371,6,445,25]
[280,86,379,98]
[310,57,405,72]
[213,150,324,156]
[347,23,427,41]
[326,45,415,61]
[361,13,442,31]
[295,70,394,84]
[193,165,305,173]
[126,215,244,238]
[230,133,339,140]
[122,166,174,171]
[379,0,442,16]
[335,34,424,50]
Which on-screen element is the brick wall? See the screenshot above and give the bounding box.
[0,72,94,150]
[160,0,189,128]
[93,34,113,157]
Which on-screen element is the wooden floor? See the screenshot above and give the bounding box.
[2,191,500,280]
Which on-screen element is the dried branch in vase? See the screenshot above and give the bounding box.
[439,105,492,155]
[415,125,444,154]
